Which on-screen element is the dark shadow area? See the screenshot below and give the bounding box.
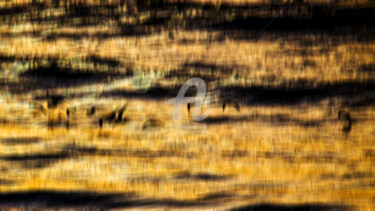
[260,151,343,163]
[1,27,371,46]
[103,79,375,106]
[228,203,350,211]
[105,198,207,209]
[118,174,232,188]
[0,190,351,209]
[342,172,373,180]
[174,171,231,181]
[0,5,34,17]
[221,150,248,158]
[219,80,375,106]
[17,70,119,91]
[164,62,239,82]
[363,149,375,160]
[0,53,52,63]
[143,86,178,98]
[0,54,131,93]
[0,117,9,124]
[0,137,40,145]
[7,61,131,93]
[46,120,70,129]
[257,113,328,127]
[199,192,235,201]
[200,116,249,124]
[343,95,375,108]
[0,191,134,208]
[199,113,328,128]
[100,84,198,100]
[358,64,375,73]
[63,144,197,159]
[0,152,70,169]
[57,16,107,28]
[1,152,70,161]
[167,2,375,34]
[0,3,373,43]
[212,16,373,43]
[0,190,236,208]
[0,178,14,185]
[130,2,375,43]
[0,54,18,63]
[119,17,171,35]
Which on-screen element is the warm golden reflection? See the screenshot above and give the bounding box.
[0,0,374,210]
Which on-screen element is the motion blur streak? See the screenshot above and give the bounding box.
[0,0,374,210]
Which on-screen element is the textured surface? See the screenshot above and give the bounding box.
[0,0,374,210]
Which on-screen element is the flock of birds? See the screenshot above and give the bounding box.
[29,90,352,132]
[32,93,138,130]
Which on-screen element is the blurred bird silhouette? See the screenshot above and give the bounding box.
[222,100,240,113]
[66,108,70,129]
[116,104,128,122]
[338,110,352,133]
[103,108,117,122]
[46,90,65,109]
[86,106,96,116]
[98,118,103,129]
[187,103,193,114]
[98,104,128,127]
[142,118,164,130]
